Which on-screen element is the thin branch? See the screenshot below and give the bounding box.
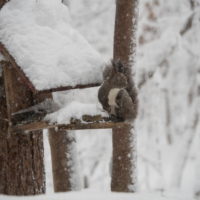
[180,13,194,36]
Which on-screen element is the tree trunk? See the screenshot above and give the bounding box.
[111,0,138,192]
[48,129,81,192]
[0,63,45,195]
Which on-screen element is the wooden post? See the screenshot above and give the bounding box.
[111,0,138,192]
[0,73,8,194]
[0,62,45,195]
[48,129,80,192]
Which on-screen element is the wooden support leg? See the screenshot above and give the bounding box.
[48,128,81,192]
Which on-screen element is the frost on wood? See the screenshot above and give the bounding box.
[64,132,82,190]
[0,0,105,91]
[48,129,82,192]
[111,0,139,192]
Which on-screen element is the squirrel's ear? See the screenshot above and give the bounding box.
[111,60,117,73]
[117,61,124,73]
[112,59,125,73]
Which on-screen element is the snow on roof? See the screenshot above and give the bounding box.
[0,0,105,91]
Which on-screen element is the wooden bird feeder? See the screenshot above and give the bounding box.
[0,0,128,132]
[0,42,126,133]
[0,0,138,194]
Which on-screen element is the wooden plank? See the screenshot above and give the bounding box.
[11,120,128,133]
[36,83,101,94]
[0,43,102,94]
[11,109,125,132]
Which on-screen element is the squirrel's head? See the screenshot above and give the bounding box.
[103,60,128,88]
[112,60,125,74]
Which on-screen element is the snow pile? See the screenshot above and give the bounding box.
[0,0,105,91]
[46,87,108,124]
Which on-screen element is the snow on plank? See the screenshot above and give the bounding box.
[10,88,126,133]
[0,0,104,92]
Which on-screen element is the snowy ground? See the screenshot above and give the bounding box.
[0,191,195,200]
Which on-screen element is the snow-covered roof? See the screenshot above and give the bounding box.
[0,0,104,91]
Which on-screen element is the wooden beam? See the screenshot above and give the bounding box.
[36,83,101,94]
[11,121,127,133]
[0,43,102,95]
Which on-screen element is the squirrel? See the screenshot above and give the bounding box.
[98,60,138,121]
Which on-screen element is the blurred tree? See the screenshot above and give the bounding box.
[62,0,70,8]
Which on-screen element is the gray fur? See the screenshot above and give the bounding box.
[98,60,138,121]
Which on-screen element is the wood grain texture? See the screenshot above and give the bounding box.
[0,62,45,195]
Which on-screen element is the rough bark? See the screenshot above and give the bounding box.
[111,0,138,192]
[48,129,80,192]
[0,75,8,194]
[0,63,45,195]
